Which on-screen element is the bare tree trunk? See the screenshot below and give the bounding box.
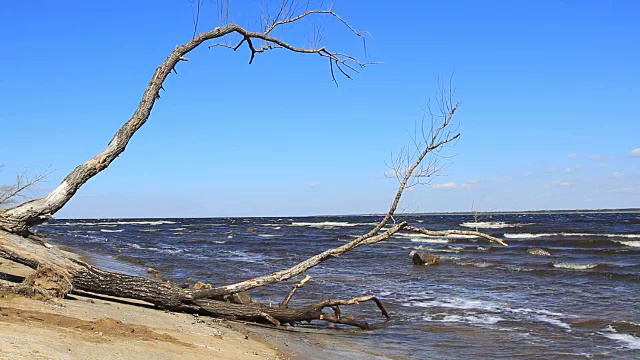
[0,5,507,330]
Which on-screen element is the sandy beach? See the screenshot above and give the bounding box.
[0,260,289,360]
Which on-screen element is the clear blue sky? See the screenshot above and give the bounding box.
[1,1,638,218]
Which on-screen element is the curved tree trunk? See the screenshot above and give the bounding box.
[0,5,506,330]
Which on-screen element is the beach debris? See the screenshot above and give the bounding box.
[0,15,508,331]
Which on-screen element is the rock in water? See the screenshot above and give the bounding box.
[527,248,551,256]
[412,252,441,266]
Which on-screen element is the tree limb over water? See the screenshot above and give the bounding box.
[0,1,506,330]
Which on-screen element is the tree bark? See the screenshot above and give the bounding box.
[0,6,507,330]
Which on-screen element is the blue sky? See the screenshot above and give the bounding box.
[1,0,639,218]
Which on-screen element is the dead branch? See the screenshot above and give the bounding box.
[0,167,51,208]
[280,274,311,308]
[0,3,509,332]
[190,222,406,300]
[404,225,508,247]
[0,6,369,236]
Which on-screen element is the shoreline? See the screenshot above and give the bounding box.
[0,242,379,360]
[0,256,291,360]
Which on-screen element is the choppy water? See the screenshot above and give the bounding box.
[36,212,640,359]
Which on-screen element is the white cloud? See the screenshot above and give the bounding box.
[590,154,603,160]
[432,182,458,190]
[564,167,573,173]
[568,153,577,158]
[630,148,640,158]
[306,181,321,188]
[544,166,556,173]
[597,162,608,168]
[611,172,624,178]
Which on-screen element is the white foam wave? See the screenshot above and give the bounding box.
[55,220,178,226]
[225,250,267,263]
[504,233,553,239]
[534,315,572,330]
[100,229,123,233]
[553,262,598,270]
[257,234,281,238]
[460,221,531,229]
[614,240,640,247]
[396,233,478,243]
[504,232,640,239]
[424,313,504,325]
[454,261,494,268]
[404,297,500,312]
[602,327,640,349]
[290,221,376,228]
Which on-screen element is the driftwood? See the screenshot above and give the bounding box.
[0,3,506,330]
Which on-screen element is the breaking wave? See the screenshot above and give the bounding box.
[553,262,599,270]
[54,220,178,226]
[290,221,375,228]
[614,240,640,247]
[460,221,531,229]
[504,232,640,239]
[601,326,640,350]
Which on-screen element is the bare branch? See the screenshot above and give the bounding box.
[0,167,51,208]
[279,274,311,308]
[191,222,407,300]
[1,6,371,235]
[404,225,508,247]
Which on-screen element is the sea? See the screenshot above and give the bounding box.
[35,212,640,359]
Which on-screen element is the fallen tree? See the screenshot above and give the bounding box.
[0,2,506,330]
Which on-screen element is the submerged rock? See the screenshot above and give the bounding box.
[527,248,551,256]
[412,252,441,266]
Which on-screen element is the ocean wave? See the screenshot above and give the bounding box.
[424,313,504,325]
[223,250,267,263]
[408,246,459,253]
[407,237,449,244]
[403,297,500,312]
[290,221,376,228]
[504,232,640,239]
[614,240,640,247]
[534,315,572,330]
[460,221,532,229]
[100,229,124,233]
[257,234,281,238]
[553,262,599,270]
[55,220,178,226]
[453,261,495,268]
[601,326,640,350]
[406,297,571,330]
